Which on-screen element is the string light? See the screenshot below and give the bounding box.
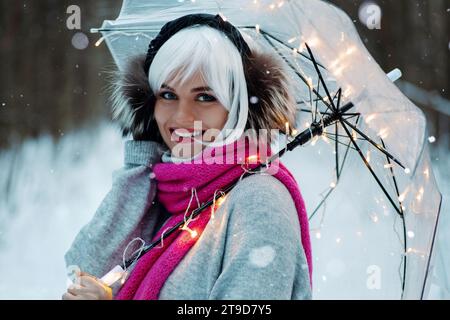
[377,128,389,139]
[255,24,260,34]
[181,224,198,239]
[365,114,377,124]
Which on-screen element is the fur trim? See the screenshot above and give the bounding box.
[109,49,296,142]
[244,49,297,135]
[109,54,163,142]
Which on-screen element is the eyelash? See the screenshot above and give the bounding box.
[158,91,217,102]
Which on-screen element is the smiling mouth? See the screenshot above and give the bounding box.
[169,128,207,143]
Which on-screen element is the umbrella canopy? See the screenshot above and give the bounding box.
[92,0,442,299]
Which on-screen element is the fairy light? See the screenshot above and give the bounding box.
[315,231,322,239]
[269,3,275,9]
[351,129,358,141]
[346,46,357,55]
[416,187,424,202]
[377,128,389,139]
[343,86,353,98]
[291,128,298,136]
[277,1,284,8]
[255,24,260,34]
[398,187,409,203]
[330,181,336,188]
[181,224,198,239]
[311,136,319,146]
[321,134,330,144]
[384,163,394,169]
[336,237,341,244]
[370,214,379,223]
[288,36,297,44]
[246,154,259,164]
[305,121,311,128]
[307,37,320,48]
[366,150,371,163]
[365,114,377,124]
[298,42,306,53]
[407,231,415,239]
[423,167,429,179]
[306,77,314,89]
[404,168,411,174]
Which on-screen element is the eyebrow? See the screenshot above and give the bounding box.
[161,83,213,93]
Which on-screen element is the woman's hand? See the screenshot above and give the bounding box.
[62,272,113,300]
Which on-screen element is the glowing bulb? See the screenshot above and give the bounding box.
[407,231,415,238]
[322,134,330,144]
[305,122,311,128]
[365,114,377,124]
[371,214,379,223]
[190,230,198,238]
[423,168,429,179]
[306,77,314,89]
[215,195,227,208]
[330,182,336,188]
[428,136,436,143]
[255,24,260,34]
[404,168,411,174]
[346,46,357,55]
[377,128,389,139]
[351,129,358,141]
[336,237,341,244]
[246,155,259,163]
[291,129,298,136]
[288,36,297,44]
[384,163,394,169]
[315,232,321,239]
[277,1,284,8]
[269,3,275,9]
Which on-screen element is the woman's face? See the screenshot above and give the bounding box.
[154,71,229,159]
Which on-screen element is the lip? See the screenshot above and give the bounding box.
[169,127,207,143]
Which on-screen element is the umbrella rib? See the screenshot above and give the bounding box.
[257,29,326,69]
[305,43,337,112]
[341,118,406,170]
[381,138,407,294]
[339,120,403,216]
[297,108,360,117]
[259,33,336,115]
[308,188,334,221]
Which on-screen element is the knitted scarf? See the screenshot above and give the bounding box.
[115,136,312,300]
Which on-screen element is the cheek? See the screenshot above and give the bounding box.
[154,103,170,126]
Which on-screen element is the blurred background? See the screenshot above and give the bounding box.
[0,0,448,299]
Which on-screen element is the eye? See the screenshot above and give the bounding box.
[158,91,177,100]
[197,94,217,102]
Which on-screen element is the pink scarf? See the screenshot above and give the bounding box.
[115,136,312,300]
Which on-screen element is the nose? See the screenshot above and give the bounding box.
[172,99,196,123]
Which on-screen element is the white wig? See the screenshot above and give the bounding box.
[147,25,249,148]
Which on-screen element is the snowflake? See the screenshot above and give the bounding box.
[248,245,276,268]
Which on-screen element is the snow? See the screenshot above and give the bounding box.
[0,121,448,299]
[248,245,276,268]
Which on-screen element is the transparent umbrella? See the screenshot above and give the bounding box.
[91,0,442,299]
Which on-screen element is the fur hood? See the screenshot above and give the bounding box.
[109,48,297,143]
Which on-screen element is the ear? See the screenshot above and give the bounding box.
[109,54,163,142]
[244,49,297,136]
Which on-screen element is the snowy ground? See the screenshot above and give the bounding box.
[0,121,448,299]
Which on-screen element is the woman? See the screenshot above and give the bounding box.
[63,13,312,300]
